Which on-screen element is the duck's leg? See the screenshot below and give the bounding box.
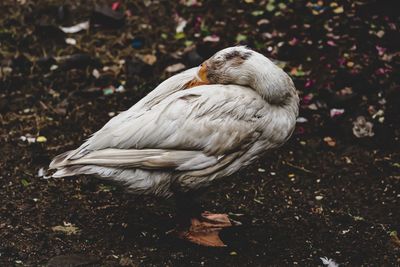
[173,192,239,247]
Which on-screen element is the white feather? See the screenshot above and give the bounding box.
[320,257,339,267]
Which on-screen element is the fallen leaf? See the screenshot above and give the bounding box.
[333,6,344,14]
[111,1,121,11]
[236,33,247,42]
[176,17,187,33]
[21,179,30,187]
[36,136,47,143]
[390,231,400,247]
[141,54,157,65]
[180,0,202,6]
[290,67,306,77]
[323,136,336,147]
[392,163,400,168]
[330,108,345,118]
[251,10,264,16]
[20,135,36,143]
[266,2,275,12]
[52,223,80,235]
[65,38,76,45]
[327,40,337,47]
[103,86,115,95]
[352,116,374,138]
[92,69,100,79]
[116,85,126,93]
[296,117,308,123]
[59,21,89,34]
[174,32,186,40]
[289,37,299,46]
[338,87,353,96]
[376,30,385,38]
[278,3,287,10]
[308,103,318,110]
[203,35,220,42]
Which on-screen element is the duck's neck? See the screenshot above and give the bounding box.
[250,62,299,118]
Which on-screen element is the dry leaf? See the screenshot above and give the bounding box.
[59,21,89,33]
[323,136,336,147]
[390,231,400,247]
[36,136,47,143]
[141,54,157,65]
[52,223,80,235]
[352,116,374,138]
[333,6,344,14]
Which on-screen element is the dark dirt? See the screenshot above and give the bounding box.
[1,0,399,266]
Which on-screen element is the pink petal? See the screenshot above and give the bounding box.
[111,1,120,10]
[327,40,337,47]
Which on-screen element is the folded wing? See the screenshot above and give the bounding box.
[50,84,268,176]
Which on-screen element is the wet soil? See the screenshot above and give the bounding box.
[1,0,399,266]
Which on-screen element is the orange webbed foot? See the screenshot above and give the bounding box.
[173,212,240,247]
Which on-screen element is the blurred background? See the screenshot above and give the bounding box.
[0,0,399,266]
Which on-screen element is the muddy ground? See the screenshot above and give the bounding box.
[0,0,399,266]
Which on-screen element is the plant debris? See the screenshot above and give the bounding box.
[59,21,89,33]
[51,222,80,235]
[352,116,375,138]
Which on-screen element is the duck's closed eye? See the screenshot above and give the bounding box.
[211,57,224,67]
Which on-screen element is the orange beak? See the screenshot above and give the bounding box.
[198,63,209,83]
[185,62,209,89]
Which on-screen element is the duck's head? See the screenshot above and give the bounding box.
[188,46,296,104]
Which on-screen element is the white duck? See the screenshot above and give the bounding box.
[50,46,299,247]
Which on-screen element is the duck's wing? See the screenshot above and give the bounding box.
[50,84,268,175]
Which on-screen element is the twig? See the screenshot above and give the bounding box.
[283,161,314,174]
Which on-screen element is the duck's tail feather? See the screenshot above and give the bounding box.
[49,150,74,170]
[49,148,219,178]
[52,165,85,178]
[49,148,92,178]
[50,164,175,197]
